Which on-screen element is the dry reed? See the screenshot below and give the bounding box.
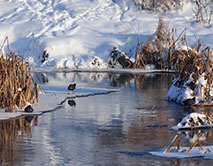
[172,41,213,103]
[0,37,38,112]
[135,17,176,69]
[134,17,212,103]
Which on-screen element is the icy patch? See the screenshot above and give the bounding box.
[0,85,119,120]
[150,146,213,159]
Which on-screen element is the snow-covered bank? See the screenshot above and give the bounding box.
[0,85,119,120]
[0,0,212,69]
[166,63,213,105]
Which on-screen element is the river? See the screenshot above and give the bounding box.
[0,72,212,166]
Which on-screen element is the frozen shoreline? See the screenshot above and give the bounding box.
[0,85,119,120]
[0,68,175,121]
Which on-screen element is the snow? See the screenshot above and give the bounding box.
[150,112,213,159]
[166,73,213,105]
[0,1,212,160]
[173,112,213,130]
[0,0,212,69]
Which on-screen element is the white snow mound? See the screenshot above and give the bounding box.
[174,112,213,130]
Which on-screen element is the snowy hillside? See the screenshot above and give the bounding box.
[0,0,212,69]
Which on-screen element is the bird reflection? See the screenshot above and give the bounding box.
[68,99,76,107]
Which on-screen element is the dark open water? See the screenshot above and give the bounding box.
[0,72,212,166]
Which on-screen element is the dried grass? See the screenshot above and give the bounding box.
[135,17,175,69]
[172,42,213,103]
[133,17,212,103]
[0,37,38,112]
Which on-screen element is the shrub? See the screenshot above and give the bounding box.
[108,47,133,68]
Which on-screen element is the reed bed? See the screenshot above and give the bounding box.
[0,37,38,112]
[171,41,213,104]
[110,17,212,104]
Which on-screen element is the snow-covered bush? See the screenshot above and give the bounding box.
[175,112,213,129]
[90,57,108,69]
[133,0,186,12]
[166,44,213,105]
[108,47,133,68]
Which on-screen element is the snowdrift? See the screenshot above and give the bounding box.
[0,0,212,69]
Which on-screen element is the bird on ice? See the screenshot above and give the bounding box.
[68,83,76,92]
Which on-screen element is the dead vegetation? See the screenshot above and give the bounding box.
[139,17,175,69]
[108,47,133,68]
[0,37,38,112]
[109,17,212,104]
[110,17,212,71]
[173,43,213,103]
[109,17,176,70]
[164,130,213,154]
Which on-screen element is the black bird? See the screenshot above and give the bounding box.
[68,83,76,92]
[24,105,34,113]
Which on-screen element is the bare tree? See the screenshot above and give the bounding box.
[192,0,213,26]
[133,0,185,12]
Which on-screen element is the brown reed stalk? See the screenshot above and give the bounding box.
[0,37,38,112]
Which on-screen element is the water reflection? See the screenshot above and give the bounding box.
[108,74,133,87]
[180,129,213,144]
[0,116,38,166]
[2,72,213,165]
[32,72,174,90]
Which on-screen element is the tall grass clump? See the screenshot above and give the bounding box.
[170,43,213,104]
[138,17,175,69]
[0,37,38,112]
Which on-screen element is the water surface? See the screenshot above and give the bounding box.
[1,72,213,166]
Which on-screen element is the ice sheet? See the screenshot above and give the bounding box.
[150,146,213,159]
[0,86,119,120]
